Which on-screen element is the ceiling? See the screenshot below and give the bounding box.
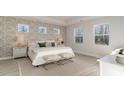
[46,16,84,22]
[45,16,104,22]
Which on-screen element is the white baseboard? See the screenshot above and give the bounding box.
[0,56,13,61]
[74,50,100,58]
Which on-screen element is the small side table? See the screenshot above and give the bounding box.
[13,46,27,59]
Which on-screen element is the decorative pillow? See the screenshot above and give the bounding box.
[38,42,46,47]
[51,42,55,47]
[46,42,51,47]
[28,41,38,48]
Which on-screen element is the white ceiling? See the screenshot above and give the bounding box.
[45,16,104,22]
[46,16,83,21]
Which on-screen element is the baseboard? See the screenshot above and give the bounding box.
[74,50,100,58]
[0,56,13,61]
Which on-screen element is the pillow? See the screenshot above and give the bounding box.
[51,42,55,47]
[36,41,45,43]
[45,40,56,47]
[28,41,38,48]
[38,42,46,47]
[46,42,51,47]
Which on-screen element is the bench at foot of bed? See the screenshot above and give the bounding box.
[33,53,75,70]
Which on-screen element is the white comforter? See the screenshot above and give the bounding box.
[28,46,75,66]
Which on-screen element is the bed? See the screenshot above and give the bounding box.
[28,41,75,66]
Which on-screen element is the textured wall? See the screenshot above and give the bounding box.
[66,17,124,57]
[0,16,66,58]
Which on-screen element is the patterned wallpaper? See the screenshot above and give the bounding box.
[0,16,66,58]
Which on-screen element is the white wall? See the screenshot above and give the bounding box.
[66,17,124,58]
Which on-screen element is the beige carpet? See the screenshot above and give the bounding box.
[0,54,100,76]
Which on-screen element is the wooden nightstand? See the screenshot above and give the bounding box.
[13,46,27,59]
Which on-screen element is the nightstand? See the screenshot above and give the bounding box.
[13,46,27,59]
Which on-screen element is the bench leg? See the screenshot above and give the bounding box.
[62,58,74,64]
[34,65,39,67]
[68,58,74,62]
[42,64,48,71]
[55,60,64,65]
[34,65,48,71]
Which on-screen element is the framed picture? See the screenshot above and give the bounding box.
[17,24,29,32]
[38,27,47,34]
[53,28,60,34]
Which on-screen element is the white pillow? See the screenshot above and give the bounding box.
[28,41,38,48]
[46,42,51,47]
[46,40,57,47]
[36,40,57,47]
[36,41,45,43]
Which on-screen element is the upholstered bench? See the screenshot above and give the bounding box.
[59,53,74,59]
[43,55,61,63]
[41,54,74,70]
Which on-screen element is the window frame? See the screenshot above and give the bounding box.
[53,28,60,35]
[74,26,83,44]
[17,24,29,33]
[93,23,110,46]
[38,26,47,34]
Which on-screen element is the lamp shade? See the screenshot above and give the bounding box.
[16,34,25,47]
[56,36,64,45]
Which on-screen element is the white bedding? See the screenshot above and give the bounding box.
[28,46,75,66]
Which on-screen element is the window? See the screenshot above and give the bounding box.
[94,23,110,45]
[38,27,47,34]
[74,27,83,43]
[17,24,29,32]
[53,28,60,34]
